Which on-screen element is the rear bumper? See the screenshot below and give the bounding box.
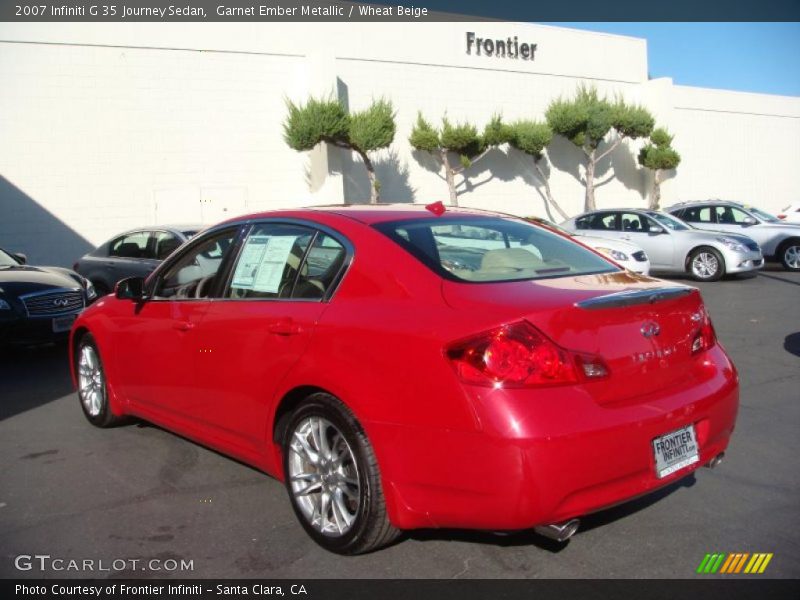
[374,344,738,531]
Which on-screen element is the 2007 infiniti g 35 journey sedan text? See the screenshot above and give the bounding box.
[70,204,738,554]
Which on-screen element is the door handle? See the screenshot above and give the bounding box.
[267,319,302,336]
[173,321,195,332]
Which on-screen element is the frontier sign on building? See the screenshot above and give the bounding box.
[466,32,538,61]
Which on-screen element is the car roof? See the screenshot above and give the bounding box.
[109,224,204,237]
[230,204,514,226]
[667,200,744,208]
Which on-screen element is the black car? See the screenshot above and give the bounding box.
[73,225,201,296]
[0,247,96,346]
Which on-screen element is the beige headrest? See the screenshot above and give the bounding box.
[480,248,543,271]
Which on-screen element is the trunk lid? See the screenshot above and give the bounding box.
[442,271,707,404]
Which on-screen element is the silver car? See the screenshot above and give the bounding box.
[666,200,800,271]
[561,209,763,281]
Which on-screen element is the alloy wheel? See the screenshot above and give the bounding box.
[78,344,104,417]
[287,416,361,537]
[784,245,800,270]
[692,252,719,279]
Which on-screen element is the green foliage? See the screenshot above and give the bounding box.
[440,118,484,157]
[546,85,654,150]
[639,127,681,171]
[283,96,349,151]
[349,98,396,153]
[482,114,514,147]
[508,120,553,160]
[408,113,440,152]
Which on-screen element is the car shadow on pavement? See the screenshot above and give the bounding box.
[758,272,800,286]
[784,333,800,358]
[0,342,74,421]
[407,474,695,552]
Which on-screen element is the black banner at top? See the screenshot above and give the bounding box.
[1,0,799,22]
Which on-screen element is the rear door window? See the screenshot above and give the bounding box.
[225,224,347,301]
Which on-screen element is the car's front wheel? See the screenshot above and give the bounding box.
[778,238,800,271]
[282,393,400,554]
[689,247,725,281]
[75,333,124,427]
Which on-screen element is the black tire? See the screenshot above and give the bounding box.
[778,238,800,271]
[688,247,725,282]
[74,333,124,428]
[282,393,400,555]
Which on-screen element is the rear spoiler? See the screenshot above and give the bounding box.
[575,287,694,310]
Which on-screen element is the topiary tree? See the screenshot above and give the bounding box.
[546,85,655,211]
[507,120,568,221]
[284,96,395,204]
[638,127,681,209]
[409,113,512,206]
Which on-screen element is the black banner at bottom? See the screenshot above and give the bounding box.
[3,579,800,600]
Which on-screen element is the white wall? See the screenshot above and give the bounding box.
[0,22,798,265]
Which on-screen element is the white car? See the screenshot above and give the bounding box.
[527,218,651,275]
[778,203,800,224]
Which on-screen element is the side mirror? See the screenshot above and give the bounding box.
[649,225,665,235]
[742,216,757,226]
[12,252,27,265]
[115,276,147,301]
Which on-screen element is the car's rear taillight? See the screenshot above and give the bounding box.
[445,321,608,388]
[691,308,717,354]
[777,214,786,220]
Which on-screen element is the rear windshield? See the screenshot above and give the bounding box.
[375,217,619,282]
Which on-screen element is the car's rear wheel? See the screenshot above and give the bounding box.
[75,333,123,427]
[282,393,399,555]
[688,247,725,281]
[778,239,800,271]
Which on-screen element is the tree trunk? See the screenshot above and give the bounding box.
[441,150,458,206]
[357,150,379,204]
[533,159,569,222]
[584,150,596,211]
[649,170,662,210]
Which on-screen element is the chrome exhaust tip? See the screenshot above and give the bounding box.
[534,518,580,542]
[706,452,725,469]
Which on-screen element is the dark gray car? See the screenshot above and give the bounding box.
[73,225,201,295]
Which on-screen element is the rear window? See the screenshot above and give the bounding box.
[375,217,618,282]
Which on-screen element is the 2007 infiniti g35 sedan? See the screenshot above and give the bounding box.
[69,205,739,554]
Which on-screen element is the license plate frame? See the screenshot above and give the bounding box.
[652,424,700,479]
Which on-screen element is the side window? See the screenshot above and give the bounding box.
[575,216,590,230]
[586,213,618,231]
[715,206,750,224]
[681,207,714,223]
[109,231,151,259]
[153,231,182,260]
[227,224,315,300]
[153,228,238,300]
[296,234,347,300]
[621,213,649,232]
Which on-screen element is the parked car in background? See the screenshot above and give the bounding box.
[561,209,763,281]
[777,202,800,224]
[526,217,650,275]
[667,200,800,271]
[74,225,201,295]
[70,205,737,554]
[1,247,96,346]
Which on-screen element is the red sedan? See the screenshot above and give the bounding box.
[70,205,738,554]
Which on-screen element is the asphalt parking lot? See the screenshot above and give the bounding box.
[1,266,798,579]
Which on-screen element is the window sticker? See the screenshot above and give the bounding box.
[232,235,298,293]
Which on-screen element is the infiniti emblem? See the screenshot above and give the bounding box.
[641,321,660,338]
[53,298,69,307]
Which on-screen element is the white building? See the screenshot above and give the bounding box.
[1,22,799,264]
